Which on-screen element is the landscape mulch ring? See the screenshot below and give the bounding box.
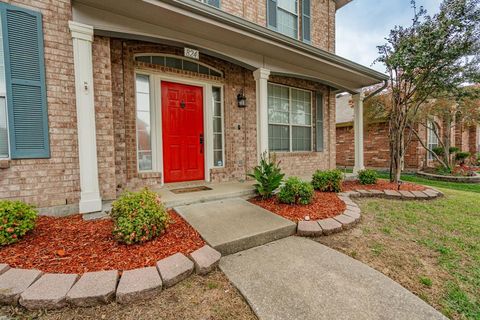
[342,179,427,192]
[249,191,346,222]
[0,210,205,274]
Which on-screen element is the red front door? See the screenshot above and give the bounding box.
[162,81,205,183]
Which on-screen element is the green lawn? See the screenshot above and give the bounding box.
[319,188,480,319]
[376,172,480,194]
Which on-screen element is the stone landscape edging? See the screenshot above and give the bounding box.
[0,244,221,310]
[417,171,480,183]
[296,187,444,237]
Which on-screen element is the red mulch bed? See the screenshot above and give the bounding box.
[249,191,346,222]
[0,210,205,274]
[342,179,426,191]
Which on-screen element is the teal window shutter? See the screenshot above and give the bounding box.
[267,0,278,29]
[302,0,311,43]
[316,92,324,152]
[0,3,49,159]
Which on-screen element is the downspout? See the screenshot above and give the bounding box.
[363,80,388,102]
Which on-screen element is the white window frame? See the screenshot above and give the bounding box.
[268,82,313,152]
[427,120,439,161]
[134,61,225,184]
[0,97,9,159]
[212,86,225,168]
[134,73,158,173]
[0,12,9,160]
[196,0,221,8]
[277,0,299,39]
[135,54,224,78]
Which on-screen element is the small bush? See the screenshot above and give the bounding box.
[311,169,343,192]
[278,177,314,205]
[449,146,460,154]
[455,151,470,164]
[358,169,378,185]
[111,188,169,245]
[248,152,284,199]
[432,146,445,156]
[0,200,37,246]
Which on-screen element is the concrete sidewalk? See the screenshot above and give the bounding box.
[175,198,296,255]
[221,237,447,320]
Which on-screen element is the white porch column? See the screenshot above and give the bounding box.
[253,68,271,163]
[353,93,365,174]
[69,21,102,213]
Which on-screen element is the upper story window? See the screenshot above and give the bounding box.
[267,0,311,42]
[268,0,298,39]
[135,54,223,78]
[196,0,220,8]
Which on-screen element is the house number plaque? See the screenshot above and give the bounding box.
[184,47,199,60]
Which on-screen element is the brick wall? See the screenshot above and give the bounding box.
[0,0,81,210]
[220,0,335,52]
[92,36,116,200]
[468,126,479,155]
[336,122,426,170]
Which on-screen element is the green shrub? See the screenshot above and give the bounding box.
[311,169,343,192]
[248,152,284,199]
[432,146,444,156]
[449,146,460,154]
[278,177,314,205]
[111,188,169,245]
[358,169,378,185]
[0,200,37,246]
[455,151,470,164]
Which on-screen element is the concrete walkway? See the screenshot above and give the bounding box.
[175,198,296,255]
[221,237,447,320]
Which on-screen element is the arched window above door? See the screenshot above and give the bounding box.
[135,54,223,78]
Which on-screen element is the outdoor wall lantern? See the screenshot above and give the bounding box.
[237,90,247,108]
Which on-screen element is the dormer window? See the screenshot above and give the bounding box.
[196,0,220,8]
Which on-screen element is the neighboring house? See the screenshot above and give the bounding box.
[336,93,480,170]
[0,0,386,215]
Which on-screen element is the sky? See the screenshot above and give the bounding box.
[336,0,442,73]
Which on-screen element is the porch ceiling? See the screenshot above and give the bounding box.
[72,0,387,93]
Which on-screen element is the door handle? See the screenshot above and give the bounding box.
[200,134,204,154]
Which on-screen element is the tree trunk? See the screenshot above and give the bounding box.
[443,116,452,169]
[389,110,405,183]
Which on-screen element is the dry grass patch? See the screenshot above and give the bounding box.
[0,271,257,320]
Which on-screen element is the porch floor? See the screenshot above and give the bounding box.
[153,180,256,208]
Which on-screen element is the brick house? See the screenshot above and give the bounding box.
[0,0,387,215]
[336,93,480,170]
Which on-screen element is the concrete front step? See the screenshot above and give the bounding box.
[158,181,256,209]
[175,198,296,255]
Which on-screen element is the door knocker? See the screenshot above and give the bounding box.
[180,100,186,109]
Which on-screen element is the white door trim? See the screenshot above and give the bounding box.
[135,69,224,185]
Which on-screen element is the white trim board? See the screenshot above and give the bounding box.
[135,69,225,186]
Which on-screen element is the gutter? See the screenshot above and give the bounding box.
[157,0,389,83]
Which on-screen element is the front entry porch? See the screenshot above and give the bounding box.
[69,0,387,214]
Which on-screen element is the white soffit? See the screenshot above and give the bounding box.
[72,0,385,92]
